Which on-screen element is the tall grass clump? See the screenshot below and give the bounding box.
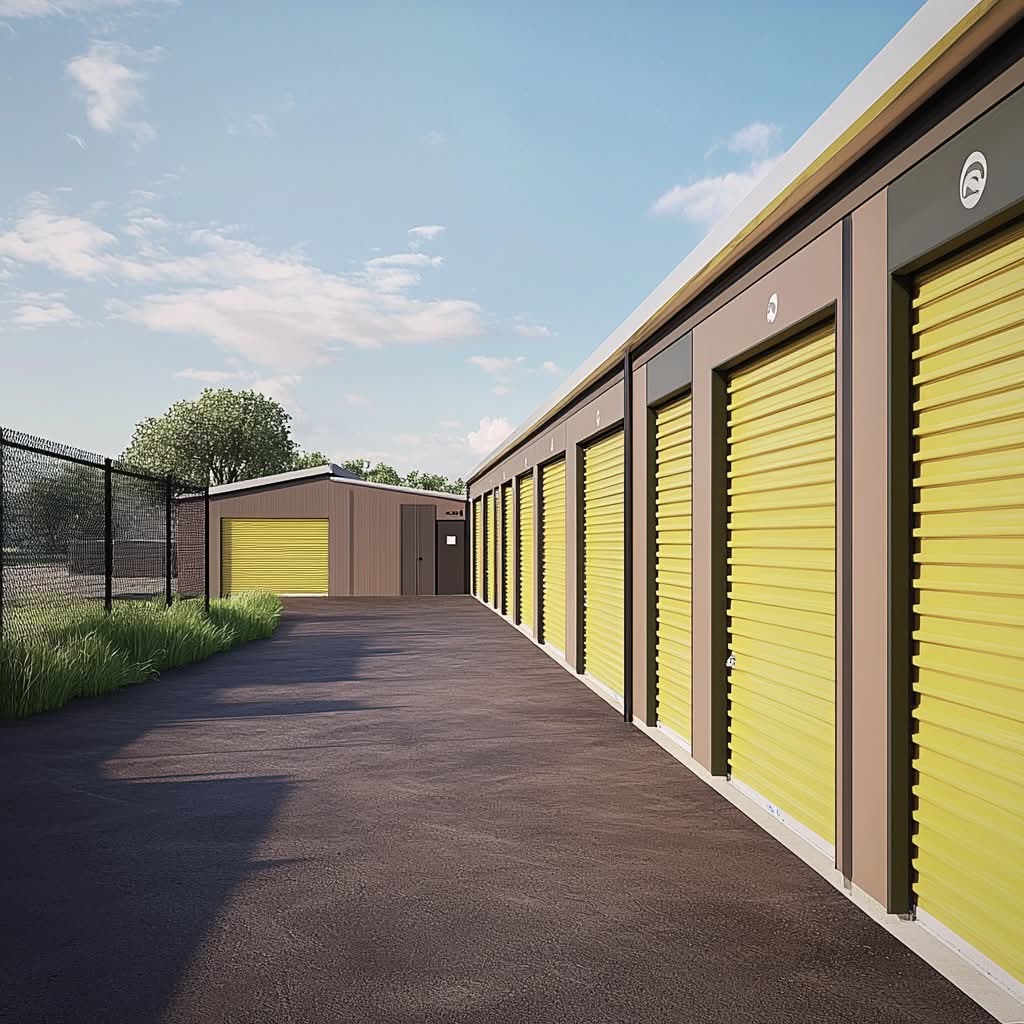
[0,592,281,720]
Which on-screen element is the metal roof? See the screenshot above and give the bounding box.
[467,0,1009,482]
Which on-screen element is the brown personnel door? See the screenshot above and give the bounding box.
[400,505,437,596]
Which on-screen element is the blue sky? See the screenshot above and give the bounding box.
[0,0,924,478]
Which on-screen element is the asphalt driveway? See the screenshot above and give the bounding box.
[0,598,996,1023]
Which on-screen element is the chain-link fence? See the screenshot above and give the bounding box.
[0,427,209,643]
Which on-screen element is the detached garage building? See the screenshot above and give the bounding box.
[191,465,467,598]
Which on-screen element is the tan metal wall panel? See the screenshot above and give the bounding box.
[540,459,567,653]
[910,218,1024,987]
[655,395,693,743]
[582,430,625,695]
[727,321,837,849]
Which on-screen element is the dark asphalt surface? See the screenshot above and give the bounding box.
[0,598,995,1024]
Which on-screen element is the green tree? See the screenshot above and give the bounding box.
[364,461,402,486]
[338,458,370,478]
[290,449,330,471]
[404,470,465,495]
[122,389,297,485]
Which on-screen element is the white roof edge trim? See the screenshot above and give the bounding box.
[328,477,465,502]
[467,0,989,482]
[207,464,342,496]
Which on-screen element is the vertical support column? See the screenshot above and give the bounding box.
[203,486,211,613]
[103,458,113,614]
[623,348,634,723]
[165,475,174,608]
[0,432,5,643]
[532,464,542,640]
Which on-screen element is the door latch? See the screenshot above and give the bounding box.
[725,652,737,670]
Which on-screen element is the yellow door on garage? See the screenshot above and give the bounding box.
[726,321,836,849]
[518,473,535,633]
[221,518,328,596]
[502,483,513,618]
[484,492,493,605]
[473,498,482,597]
[910,217,1024,987]
[654,394,692,743]
[582,430,624,695]
[540,459,566,653]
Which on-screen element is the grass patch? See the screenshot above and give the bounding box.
[0,593,282,719]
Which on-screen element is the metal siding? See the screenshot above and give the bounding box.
[502,483,513,618]
[518,474,535,632]
[473,498,482,597]
[582,431,625,695]
[726,321,837,847]
[655,395,693,741]
[540,460,567,653]
[221,518,328,595]
[910,218,1024,986]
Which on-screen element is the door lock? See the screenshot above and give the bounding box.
[725,652,737,669]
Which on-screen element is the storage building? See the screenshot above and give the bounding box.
[467,0,1024,1011]
[185,464,467,598]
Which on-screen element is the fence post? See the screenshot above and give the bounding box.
[0,430,5,644]
[165,475,173,608]
[204,486,210,614]
[104,458,113,613]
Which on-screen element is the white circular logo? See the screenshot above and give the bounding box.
[766,293,778,324]
[549,437,554,452]
[959,151,987,210]
[595,409,601,427]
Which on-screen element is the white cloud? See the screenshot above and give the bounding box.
[66,132,86,149]
[66,41,157,141]
[468,354,525,377]
[10,299,78,327]
[227,112,273,137]
[0,194,118,277]
[344,392,369,406]
[251,374,302,415]
[175,368,249,384]
[0,0,164,16]
[513,316,554,338]
[492,385,511,396]
[367,252,443,269]
[542,360,562,376]
[2,193,485,369]
[726,120,780,156]
[407,224,445,250]
[424,130,445,147]
[651,158,780,227]
[467,416,513,456]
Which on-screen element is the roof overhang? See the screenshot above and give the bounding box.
[467,0,1017,482]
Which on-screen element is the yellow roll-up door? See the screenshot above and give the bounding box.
[582,431,625,695]
[654,395,692,742]
[727,321,836,848]
[540,459,566,653]
[484,492,493,605]
[221,518,328,596]
[473,498,482,597]
[502,483,514,618]
[518,473,535,633]
[910,218,1024,987]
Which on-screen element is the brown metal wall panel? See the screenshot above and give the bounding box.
[209,478,462,598]
[850,191,891,905]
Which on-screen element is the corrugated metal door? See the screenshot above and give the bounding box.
[221,518,328,596]
[654,395,692,743]
[484,492,493,605]
[582,431,625,695]
[910,218,1024,987]
[473,498,482,597]
[540,459,566,652]
[502,483,514,617]
[727,321,836,848]
[518,473,535,632]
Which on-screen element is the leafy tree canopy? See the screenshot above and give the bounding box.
[122,387,465,494]
[123,389,298,486]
